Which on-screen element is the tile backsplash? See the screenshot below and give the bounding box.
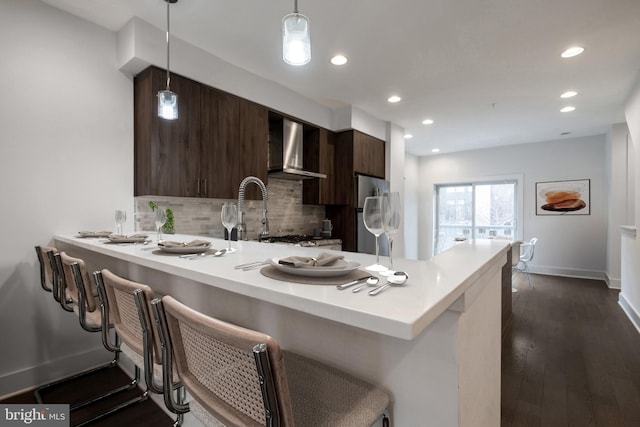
[135,178,326,238]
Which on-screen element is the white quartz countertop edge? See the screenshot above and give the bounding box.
[620,225,637,238]
[55,233,510,341]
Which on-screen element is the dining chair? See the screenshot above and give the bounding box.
[94,268,185,426]
[152,295,391,427]
[34,252,141,422]
[513,237,537,288]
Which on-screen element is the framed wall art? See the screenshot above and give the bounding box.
[536,179,590,215]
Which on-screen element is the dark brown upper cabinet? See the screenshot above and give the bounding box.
[134,66,202,197]
[353,130,386,178]
[134,66,268,200]
[333,130,386,206]
[302,127,336,205]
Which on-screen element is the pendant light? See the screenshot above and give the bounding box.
[157,0,178,120]
[282,0,311,66]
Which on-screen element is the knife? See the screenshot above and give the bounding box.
[235,260,268,269]
[336,277,370,290]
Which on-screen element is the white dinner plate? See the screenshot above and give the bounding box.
[270,257,360,277]
[157,242,211,254]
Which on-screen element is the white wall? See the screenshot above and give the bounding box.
[386,122,406,259]
[626,74,640,226]
[606,123,632,288]
[404,154,419,259]
[619,74,640,329]
[0,0,134,396]
[417,135,608,280]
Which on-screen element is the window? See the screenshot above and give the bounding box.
[434,179,519,254]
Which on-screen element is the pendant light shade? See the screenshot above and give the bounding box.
[158,0,178,120]
[158,89,178,120]
[282,0,311,66]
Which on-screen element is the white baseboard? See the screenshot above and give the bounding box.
[0,346,112,399]
[619,294,640,334]
[529,265,606,281]
[606,274,621,290]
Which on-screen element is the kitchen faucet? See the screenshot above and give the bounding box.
[237,176,270,241]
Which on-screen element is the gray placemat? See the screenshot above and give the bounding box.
[151,248,220,257]
[260,266,371,285]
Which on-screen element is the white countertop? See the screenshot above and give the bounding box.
[55,233,509,341]
[620,225,637,238]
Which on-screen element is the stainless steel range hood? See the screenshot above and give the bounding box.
[268,118,326,180]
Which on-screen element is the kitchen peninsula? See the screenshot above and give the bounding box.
[55,233,509,426]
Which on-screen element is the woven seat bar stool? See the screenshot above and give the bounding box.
[49,250,76,311]
[35,245,72,312]
[34,245,56,293]
[34,252,141,422]
[152,295,391,427]
[94,269,185,426]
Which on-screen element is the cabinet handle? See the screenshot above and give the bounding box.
[196,179,201,196]
[204,179,208,196]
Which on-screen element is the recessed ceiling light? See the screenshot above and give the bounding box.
[561,91,578,98]
[330,55,348,65]
[560,106,576,113]
[404,133,413,139]
[561,46,584,58]
[387,95,402,103]
[422,118,434,125]
[432,148,440,153]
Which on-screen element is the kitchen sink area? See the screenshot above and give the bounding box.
[258,234,342,250]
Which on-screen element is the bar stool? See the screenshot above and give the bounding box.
[94,268,185,426]
[34,245,56,293]
[47,249,75,312]
[34,252,141,422]
[152,295,391,427]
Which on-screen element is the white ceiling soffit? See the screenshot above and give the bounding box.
[40,0,640,156]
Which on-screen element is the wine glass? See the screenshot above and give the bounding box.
[114,210,126,235]
[221,203,238,253]
[363,196,387,272]
[381,192,401,275]
[154,208,166,242]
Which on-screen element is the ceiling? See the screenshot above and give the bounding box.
[41,0,640,156]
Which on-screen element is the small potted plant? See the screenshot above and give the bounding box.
[149,201,175,234]
[164,208,175,234]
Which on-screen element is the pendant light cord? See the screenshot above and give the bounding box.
[165,0,171,91]
[293,0,298,13]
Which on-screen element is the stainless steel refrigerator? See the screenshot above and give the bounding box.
[356,174,390,255]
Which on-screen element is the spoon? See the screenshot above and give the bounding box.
[368,271,409,296]
[352,276,380,293]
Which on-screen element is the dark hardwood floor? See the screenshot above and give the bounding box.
[0,365,174,426]
[4,274,640,426]
[503,273,640,426]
